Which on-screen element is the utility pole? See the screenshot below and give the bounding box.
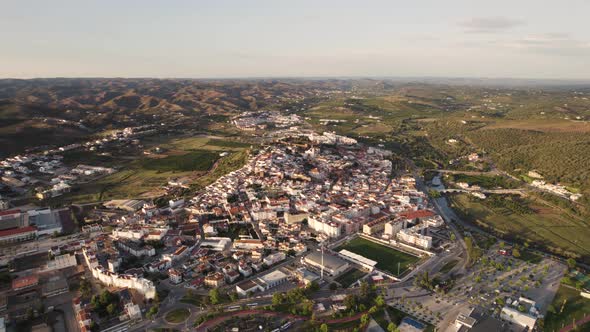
[321,246,324,280]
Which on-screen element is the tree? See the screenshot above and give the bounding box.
[464,236,482,265]
[272,292,283,306]
[344,294,358,312]
[450,232,456,241]
[229,292,238,302]
[512,248,521,258]
[146,306,158,319]
[307,281,320,293]
[329,283,338,291]
[375,295,385,307]
[106,303,117,316]
[209,288,221,305]
[360,314,370,326]
[360,280,370,299]
[319,323,329,332]
[79,279,92,298]
[567,258,577,270]
[387,322,399,332]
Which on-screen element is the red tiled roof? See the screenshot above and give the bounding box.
[12,275,39,289]
[399,210,435,220]
[0,209,20,217]
[0,226,36,238]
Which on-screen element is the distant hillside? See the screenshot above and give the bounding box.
[0,78,355,156]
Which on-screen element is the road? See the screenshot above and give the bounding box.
[435,188,527,196]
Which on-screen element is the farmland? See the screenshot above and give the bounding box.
[449,193,590,263]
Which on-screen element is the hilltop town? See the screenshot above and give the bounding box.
[0,79,588,332]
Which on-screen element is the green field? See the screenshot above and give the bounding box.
[544,286,590,332]
[140,150,219,172]
[337,237,420,276]
[447,174,519,189]
[335,268,367,288]
[46,137,252,204]
[450,193,590,263]
[165,308,190,324]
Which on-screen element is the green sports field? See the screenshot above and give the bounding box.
[337,237,420,276]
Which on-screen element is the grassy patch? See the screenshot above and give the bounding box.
[439,260,459,274]
[140,150,219,172]
[516,250,543,264]
[335,268,367,288]
[191,149,251,190]
[337,237,420,276]
[61,150,116,167]
[180,293,208,306]
[216,223,258,240]
[544,285,590,332]
[164,308,190,324]
[207,139,252,148]
[448,173,519,189]
[46,136,252,204]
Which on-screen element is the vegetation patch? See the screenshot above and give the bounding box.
[447,174,519,189]
[439,260,459,274]
[335,268,367,288]
[140,150,219,172]
[165,308,190,324]
[450,193,590,263]
[543,285,590,332]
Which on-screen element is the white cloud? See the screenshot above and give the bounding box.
[459,17,525,33]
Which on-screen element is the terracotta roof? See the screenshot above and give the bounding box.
[399,210,435,220]
[0,226,36,238]
[0,209,21,216]
[12,275,39,289]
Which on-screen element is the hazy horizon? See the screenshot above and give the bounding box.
[2,0,590,79]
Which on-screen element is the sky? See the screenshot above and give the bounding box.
[1,0,590,79]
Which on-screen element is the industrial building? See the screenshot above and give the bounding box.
[303,250,349,277]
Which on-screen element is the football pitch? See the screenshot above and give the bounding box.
[337,237,420,276]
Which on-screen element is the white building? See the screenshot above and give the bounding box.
[500,297,539,330]
[168,269,183,284]
[384,221,404,237]
[308,217,341,238]
[263,252,286,266]
[233,239,264,251]
[397,227,432,250]
[200,237,232,251]
[338,249,377,271]
[82,247,156,299]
